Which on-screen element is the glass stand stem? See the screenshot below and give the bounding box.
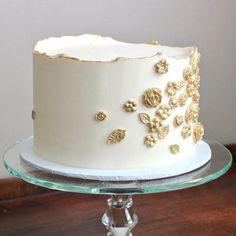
[102,195,138,236]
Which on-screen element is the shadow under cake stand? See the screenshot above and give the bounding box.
[3,139,232,236]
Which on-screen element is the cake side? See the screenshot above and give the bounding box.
[32,35,203,169]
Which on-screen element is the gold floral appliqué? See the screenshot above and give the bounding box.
[166,80,186,97]
[181,124,191,138]
[155,59,169,74]
[124,100,137,112]
[178,93,188,106]
[183,66,193,81]
[166,82,176,96]
[193,122,204,143]
[144,134,157,147]
[175,80,186,90]
[147,40,159,45]
[95,111,107,121]
[190,47,200,70]
[169,97,178,109]
[185,102,199,123]
[107,129,126,144]
[170,144,180,154]
[149,117,163,132]
[138,113,151,124]
[156,104,171,120]
[158,125,169,139]
[143,88,162,108]
[173,115,183,127]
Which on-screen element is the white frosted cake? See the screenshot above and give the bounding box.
[31,34,207,174]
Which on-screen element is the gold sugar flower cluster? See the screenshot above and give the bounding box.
[96,49,204,150]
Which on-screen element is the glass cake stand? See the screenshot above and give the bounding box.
[3,139,232,236]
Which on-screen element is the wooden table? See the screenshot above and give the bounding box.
[0,161,235,236]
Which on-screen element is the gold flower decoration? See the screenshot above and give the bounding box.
[124,100,137,112]
[169,97,178,109]
[156,104,171,120]
[143,88,162,108]
[191,91,200,103]
[149,117,163,132]
[178,93,188,106]
[155,59,169,74]
[183,66,193,81]
[181,124,191,138]
[173,115,184,127]
[166,82,176,96]
[144,134,157,147]
[95,111,107,121]
[170,144,180,154]
[107,129,126,144]
[192,104,200,122]
[193,122,204,143]
[32,110,36,120]
[186,77,200,97]
[166,80,186,96]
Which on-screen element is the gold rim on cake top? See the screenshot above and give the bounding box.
[33,34,196,63]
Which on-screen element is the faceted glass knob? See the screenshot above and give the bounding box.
[102,195,138,236]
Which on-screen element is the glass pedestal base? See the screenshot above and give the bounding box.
[102,195,138,236]
[3,139,232,236]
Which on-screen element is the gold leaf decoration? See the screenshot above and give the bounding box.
[155,59,169,74]
[178,93,188,106]
[181,124,191,138]
[185,103,193,123]
[139,113,151,124]
[144,134,157,147]
[169,144,180,154]
[107,129,126,144]
[193,122,204,143]
[173,115,184,127]
[143,88,162,108]
[124,100,137,112]
[32,110,36,120]
[95,111,107,121]
[175,80,186,90]
[158,125,169,139]
[190,47,200,69]
[185,102,199,123]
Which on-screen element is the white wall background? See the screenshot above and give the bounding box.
[0,0,235,178]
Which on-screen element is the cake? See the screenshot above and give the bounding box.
[32,34,206,172]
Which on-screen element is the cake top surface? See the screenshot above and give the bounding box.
[33,34,193,62]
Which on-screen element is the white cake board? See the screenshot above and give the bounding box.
[19,137,211,181]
